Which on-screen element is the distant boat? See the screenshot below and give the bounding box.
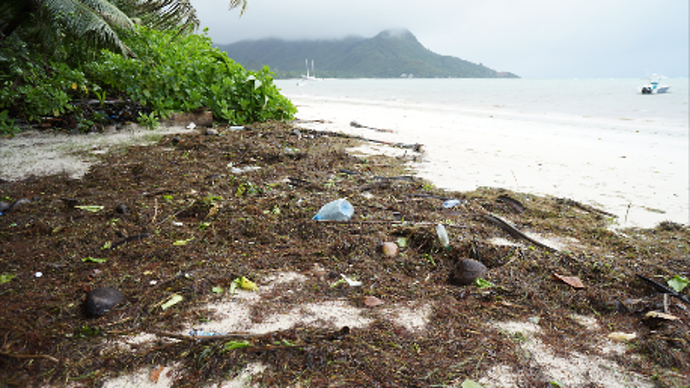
[639,74,670,94]
[297,59,321,85]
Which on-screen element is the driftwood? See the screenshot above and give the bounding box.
[483,213,559,253]
[556,197,617,218]
[636,275,690,305]
[309,129,424,152]
[350,121,395,133]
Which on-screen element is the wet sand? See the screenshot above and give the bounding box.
[288,94,689,229]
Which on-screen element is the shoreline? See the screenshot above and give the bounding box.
[286,93,689,229]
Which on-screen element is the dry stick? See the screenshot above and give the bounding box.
[0,350,59,363]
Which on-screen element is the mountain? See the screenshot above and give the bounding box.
[216,28,519,79]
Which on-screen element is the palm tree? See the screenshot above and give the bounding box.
[0,0,135,55]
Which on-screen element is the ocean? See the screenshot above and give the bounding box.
[275,78,689,228]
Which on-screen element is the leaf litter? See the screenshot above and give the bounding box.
[0,121,688,387]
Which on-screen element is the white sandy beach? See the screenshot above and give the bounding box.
[287,93,688,229]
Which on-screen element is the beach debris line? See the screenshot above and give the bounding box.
[308,127,423,151]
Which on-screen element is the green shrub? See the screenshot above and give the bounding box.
[85,27,296,124]
[0,39,92,123]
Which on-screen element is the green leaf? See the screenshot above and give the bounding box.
[81,257,107,263]
[224,340,250,350]
[549,381,564,387]
[460,379,484,388]
[75,205,104,212]
[0,274,15,285]
[212,286,224,294]
[474,278,493,289]
[396,237,408,248]
[668,275,689,293]
[173,237,194,246]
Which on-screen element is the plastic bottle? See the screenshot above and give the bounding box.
[443,199,461,208]
[313,198,354,221]
[435,224,450,248]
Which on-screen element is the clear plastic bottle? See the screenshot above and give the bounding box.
[435,224,450,248]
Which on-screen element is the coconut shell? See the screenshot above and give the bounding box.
[84,287,125,317]
[450,258,488,286]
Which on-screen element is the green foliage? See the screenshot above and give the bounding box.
[0,39,92,123]
[137,111,160,130]
[0,110,19,134]
[85,27,296,124]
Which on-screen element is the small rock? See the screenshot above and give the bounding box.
[450,258,488,286]
[84,287,125,317]
[205,128,218,136]
[115,204,127,214]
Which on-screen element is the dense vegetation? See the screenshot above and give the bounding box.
[217,29,519,79]
[0,0,293,134]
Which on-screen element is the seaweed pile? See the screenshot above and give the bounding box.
[0,121,688,387]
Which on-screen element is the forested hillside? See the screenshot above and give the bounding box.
[217,29,519,79]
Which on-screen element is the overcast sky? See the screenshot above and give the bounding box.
[190,0,688,79]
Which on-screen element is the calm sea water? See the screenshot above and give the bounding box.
[275,78,689,227]
[277,78,688,133]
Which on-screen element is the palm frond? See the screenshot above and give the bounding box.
[42,0,134,55]
[114,0,199,34]
[229,0,248,15]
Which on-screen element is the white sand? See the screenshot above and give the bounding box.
[289,94,688,229]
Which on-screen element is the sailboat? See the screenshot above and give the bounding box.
[297,59,321,85]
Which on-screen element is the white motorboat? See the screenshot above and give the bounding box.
[639,74,670,94]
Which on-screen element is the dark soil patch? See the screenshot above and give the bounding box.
[1,121,688,387]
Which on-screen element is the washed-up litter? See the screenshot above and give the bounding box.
[313,198,354,221]
[443,199,461,208]
[229,126,244,131]
[186,122,196,129]
[190,329,226,336]
[228,163,261,174]
[331,274,362,288]
[0,198,30,215]
[435,224,450,248]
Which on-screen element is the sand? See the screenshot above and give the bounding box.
[287,94,689,229]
